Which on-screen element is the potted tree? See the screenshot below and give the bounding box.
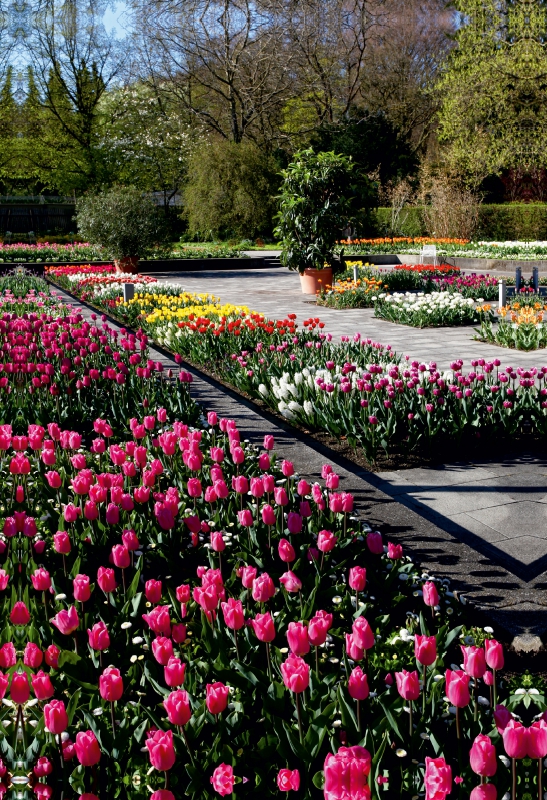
[75,186,170,273]
[275,149,355,294]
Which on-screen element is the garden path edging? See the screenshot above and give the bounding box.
[50,281,547,647]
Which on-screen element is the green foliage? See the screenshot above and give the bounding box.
[182,138,279,240]
[436,0,547,181]
[372,204,547,240]
[275,149,359,273]
[75,186,170,260]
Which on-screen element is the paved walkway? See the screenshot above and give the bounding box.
[146,265,546,370]
[57,279,547,644]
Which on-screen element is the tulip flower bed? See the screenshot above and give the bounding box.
[373,292,490,328]
[0,243,103,262]
[338,237,547,260]
[0,269,544,800]
[317,278,388,309]
[475,301,547,351]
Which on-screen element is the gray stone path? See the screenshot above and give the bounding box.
[53,281,547,641]
[146,265,547,370]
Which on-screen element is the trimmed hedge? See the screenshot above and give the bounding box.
[373,203,547,240]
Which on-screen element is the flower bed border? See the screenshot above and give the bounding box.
[3,257,272,271]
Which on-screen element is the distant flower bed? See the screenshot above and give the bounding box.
[338,238,547,260]
[374,291,490,328]
[0,242,104,262]
[168,244,246,259]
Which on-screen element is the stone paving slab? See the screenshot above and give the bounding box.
[52,284,547,640]
[145,266,547,370]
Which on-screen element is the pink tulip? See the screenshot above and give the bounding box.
[221,598,245,630]
[152,637,174,666]
[240,566,257,589]
[277,769,300,791]
[73,574,91,602]
[317,530,337,553]
[287,512,302,535]
[164,657,186,688]
[414,635,437,666]
[366,531,383,554]
[172,623,187,643]
[51,606,79,635]
[348,667,369,700]
[251,612,276,642]
[470,785,497,800]
[470,734,497,776]
[32,671,54,701]
[211,763,235,796]
[99,667,123,702]
[87,621,110,651]
[387,542,403,559]
[261,504,276,525]
[53,531,71,554]
[279,571,302,593]
[395,669,420,701]
[424,757,451,800]
[0,643,14,669]
[308,610,332,647]
[484,639,504,671]
[97,567,117,594]
[287,622,310,656]
[278,538,295,563]
[146,729,176,771]
[502,719,528,759]
[145,580,162,604]
[423,581,439,607]
[461,645,486,679]
[44,699,68,734]
[280,654,309,693]
[45,644,60,669]
[23,642,43,669]
[206,682,229,715]
[348,566,366,592]
[324,746,371,799]
[142,606,171,636]
[445,669,470,708]
[252,573,275,602]
[75,730,101,766]
[528,719,547,759]
[31,568,51,591]
[164,689,191,726]
[33,757,53,777]
[237,509,253,527]
[111,544,130,568]
[345,633,364,662]
[211,531,226,552]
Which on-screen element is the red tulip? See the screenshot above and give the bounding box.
[348,667,369,700]
[414,635,437,666]
[172,623,187,643]
[324,746,371,798]
[470,734,497,776]
[164,689,191,726]
[150,792,175,800]
[75,730,101,766]
[494,704,512,734]
[280,654,309,693]
[366,531,383,554]
[45,644,60,669]
[206,682,229,715]
[44,699,68,734]
[99,667,123,702]
[395,669,420,701]
[10,672,30,704]
[10,601,30,625]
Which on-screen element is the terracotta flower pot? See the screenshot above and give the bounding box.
[114,256,139,274]
[299,267,333,295]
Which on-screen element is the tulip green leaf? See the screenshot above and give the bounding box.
[312,770,325,789]
[378,698,403,742]
[58,649,81,668]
